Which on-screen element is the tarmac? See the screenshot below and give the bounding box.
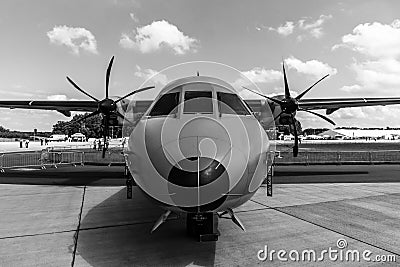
[0,164,399,266]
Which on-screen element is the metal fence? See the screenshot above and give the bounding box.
[274,150,400,165]
[0,151,84,172]
[1,149,399,172]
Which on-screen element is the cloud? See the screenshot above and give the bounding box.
[298,15,332,38]
[0,89,35,98]
[330,106,400,125]
[129,12,139,23]
[134,65,168,86]
[46,94,68,101]
[231,67,282,93]
[333,19,400,58]
[268,21,295,36]
[47,25,98,55]
[285,56,337,78]
[120,20,199,55]
[241,68,282,84]
[352,59,400,89]
[331,107,368,120]
[267,15,332,39]
[334,20,400,95]
[238,89,265,99]
[339,59,400,95]
[340,84,363,93]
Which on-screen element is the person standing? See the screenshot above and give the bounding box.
[98,139,102,151]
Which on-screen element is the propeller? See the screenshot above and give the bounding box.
[243,61,333,157]
[66,56,155,158]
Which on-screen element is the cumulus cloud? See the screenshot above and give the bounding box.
[333,19,400,58]
[330,106,400,126]
[231,67,282,93]
[120,20,199,55]
[268,21,295,36]
[46,94,68,101]
[285,56,337,78]
[351,59,400,89]
[298,15,332,38]
[241,68,282,84]
[238,89,265,99]
[331,107,368,120]
[334,20,400,95]
[129,12,139,23]
[267,15,332,39]
[134,65,168,86]
[47,25,98,55]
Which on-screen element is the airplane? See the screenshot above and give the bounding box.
[1,56,400,241]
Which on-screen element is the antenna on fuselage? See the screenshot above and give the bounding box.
[197,71,200,76]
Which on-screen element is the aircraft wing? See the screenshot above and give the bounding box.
[0,100,98,116]
[298,97,400,114]
[245,97,400,115]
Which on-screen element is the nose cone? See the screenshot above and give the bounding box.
[155,117,246,212]
[168,157,230,212]
[129,115,256,212]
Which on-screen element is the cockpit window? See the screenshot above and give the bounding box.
[217,92,250,115]
[149,92,180,116]
[183,91,213,114]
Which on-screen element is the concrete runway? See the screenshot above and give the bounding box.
[0,165,399,266]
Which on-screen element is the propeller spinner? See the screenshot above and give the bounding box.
[66,56,155,157]
[244,61,334,157]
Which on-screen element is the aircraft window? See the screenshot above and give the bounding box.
[217,92,250,115]
[149,92,180,116]
[183,91,213,113]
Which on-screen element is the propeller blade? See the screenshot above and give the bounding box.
[290,114,299,157]
[105,56,114,99]
[299,109,336,125]
[115,86,155,104]
[102,115,109,158]
[116,111,134,126]
[282,62,291,99]
[242,86,284,105]
[295,74,329,100]
[273,110,285,122]
[66,77,99,102]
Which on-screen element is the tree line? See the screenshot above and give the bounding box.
[52,113,122,138]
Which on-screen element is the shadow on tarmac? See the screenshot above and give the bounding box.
[274,165,400,184]
[1,165,400,186]
[77,188,216,266]
[0,165,126,186]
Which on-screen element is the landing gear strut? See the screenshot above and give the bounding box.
[125,164,135,199]
[186,212,219,242]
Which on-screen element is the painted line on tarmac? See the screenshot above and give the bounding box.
[250,198,400,257]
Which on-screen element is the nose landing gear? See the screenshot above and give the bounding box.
[125,164,135,199]
[186,212,219,242]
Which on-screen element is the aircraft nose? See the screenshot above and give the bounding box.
[136,116,251,211]
[168,157,227,187]
[160,117,248,212]
[167,156,230,212]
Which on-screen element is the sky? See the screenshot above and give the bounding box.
[1,0,400,131]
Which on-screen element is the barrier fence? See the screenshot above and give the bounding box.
[274,150,400,165]
[0,151,84,172]
[0,149,399,172]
